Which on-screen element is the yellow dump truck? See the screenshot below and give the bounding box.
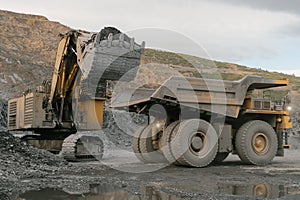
[111,75,292,167]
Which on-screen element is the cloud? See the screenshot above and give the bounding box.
[156,1,300,62]
[277,23,300,38]
[1,0,299,70]
[212,0,300,16]
[272,70,300,77]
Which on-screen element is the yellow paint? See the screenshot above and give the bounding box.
[280,115,292,129]
[245,109,290,115]
[78,99,105,130]
[274,78,289,85]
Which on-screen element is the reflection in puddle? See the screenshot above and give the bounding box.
[19,184,179,200]
[18,182,300,200]
[218,183,300,199]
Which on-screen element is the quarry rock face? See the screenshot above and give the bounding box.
[0,10,69,99]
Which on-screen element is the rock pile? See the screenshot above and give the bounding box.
[288,112,300,149]
[0,99,7,131]
[0,131,68,199]
[0,131,67,180]
[103,109,147,148]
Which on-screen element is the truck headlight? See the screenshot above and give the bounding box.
[154,120,165,131]
[156,123,161,129]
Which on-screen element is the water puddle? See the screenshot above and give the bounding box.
[18,182,300,199]
[217,183,300,199]
[18,184,179,200]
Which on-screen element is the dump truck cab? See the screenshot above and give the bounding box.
[111,75,292,167]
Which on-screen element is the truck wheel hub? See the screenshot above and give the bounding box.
[190,133,205,152]
[253,184,268,197]
[252,133,268,154]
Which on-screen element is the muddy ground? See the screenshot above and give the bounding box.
[0,107,300,200]
[0,130,300,200]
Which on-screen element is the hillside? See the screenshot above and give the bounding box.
[0,10,70,99]
[1,10,299,100]
[0,9,299,102]
[143,49,300,90]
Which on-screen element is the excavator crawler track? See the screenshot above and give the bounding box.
[61,133,104,162]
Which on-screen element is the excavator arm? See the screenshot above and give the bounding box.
[45,28,146,130]
[7,27,144,161]
[47,31,80,124]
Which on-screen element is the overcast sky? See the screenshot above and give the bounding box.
[1,0,300,76]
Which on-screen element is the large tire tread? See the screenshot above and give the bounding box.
[139,124,166,163]
[160,121,181,164]
[235,120,278,165]
[170,119,218,167]
[132,125,147,162]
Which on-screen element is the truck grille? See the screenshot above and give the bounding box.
[253,99,271,110]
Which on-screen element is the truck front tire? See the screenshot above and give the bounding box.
[235,120,278,165]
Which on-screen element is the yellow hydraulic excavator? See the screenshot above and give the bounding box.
[7,27,144,161]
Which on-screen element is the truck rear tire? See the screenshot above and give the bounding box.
[132,125,147,162]
[160,121,180,164]
[170,119,218,167]
[138,124,167,163]
[235,120,278,165]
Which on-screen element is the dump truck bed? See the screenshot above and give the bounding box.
[111,75,288,118]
